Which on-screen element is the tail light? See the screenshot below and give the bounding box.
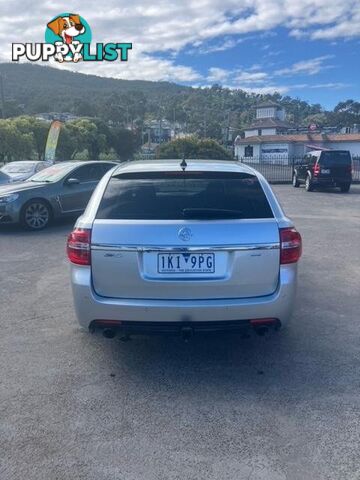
[313,163,320,176]
[67,228,91,265]
[280,227,302,264]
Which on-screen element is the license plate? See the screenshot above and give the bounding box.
[157,252,215,274]
[321,169,330,174]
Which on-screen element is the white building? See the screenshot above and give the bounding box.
[244,101,292,138]
[234,133,360,164]
[34,112,79,122]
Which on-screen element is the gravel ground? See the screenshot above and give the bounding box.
[1,184,360,480]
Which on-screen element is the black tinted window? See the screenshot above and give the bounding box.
[96,172,273,220]
[73,164,112,182]
[100,163,116,175]
[320,151,351,167]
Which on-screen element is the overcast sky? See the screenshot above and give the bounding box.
[0,0,359,108]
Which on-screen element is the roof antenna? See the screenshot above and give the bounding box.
[180,154,187,172]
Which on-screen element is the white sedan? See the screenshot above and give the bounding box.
[0,170,10,185]
[0,161,50,183]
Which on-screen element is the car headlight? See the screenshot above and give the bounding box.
[0,193,19,204]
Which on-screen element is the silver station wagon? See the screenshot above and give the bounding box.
[67,159,302,340]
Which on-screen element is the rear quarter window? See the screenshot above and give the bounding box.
[96,171,274,220]
[320,151,351,166]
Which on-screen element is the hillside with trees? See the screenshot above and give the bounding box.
[1,64,359,133]
[0,63,359,162]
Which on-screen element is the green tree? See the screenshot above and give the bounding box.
[156,136,233,160]
[3,100,24,118]
[303,113,328,127]
[12,117,49,160]
[57,119,106,160]
[0,118,33,162]
[57,124,77,160]
[328,99,360,127]
[110,127,138,161]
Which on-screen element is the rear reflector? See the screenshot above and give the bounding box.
[67,228,91,265]
[250,318,278,326]
[280,227,302,264]
[93,320,122,327]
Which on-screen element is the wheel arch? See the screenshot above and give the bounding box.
[20,197,54,221]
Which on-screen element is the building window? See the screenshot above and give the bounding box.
[258,129,262,136]
[244,145,253,157]
[257,108,275,119]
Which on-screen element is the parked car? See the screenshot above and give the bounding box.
[0,161,50,183]
[0,170,11,185]
[292,150,352,192]
[0,161,117,230]
[68,159,302,339]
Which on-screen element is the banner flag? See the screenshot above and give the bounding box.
[44,120,62,163]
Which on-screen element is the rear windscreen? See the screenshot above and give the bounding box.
[96,171,274,220]
[320,151,351,167]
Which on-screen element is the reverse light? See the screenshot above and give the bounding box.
[280,227,302,264]
[67,228,91,265]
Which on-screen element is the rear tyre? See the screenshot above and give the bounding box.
[20,200,51,230]
[340,183,351,193]
[305,174,314,192]
[292,172,300,188]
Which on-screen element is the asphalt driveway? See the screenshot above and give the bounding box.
[1,185,360,480]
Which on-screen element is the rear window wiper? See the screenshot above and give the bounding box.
[182,208,245,219]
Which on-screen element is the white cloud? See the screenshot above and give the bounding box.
[192,38,243,54]
[0,0,358,84]
[235,81,349,95]
[235,71,269,83]
[49,49,202,83]
[301,82,350,90]
[239,85,289,95]
[276,55,334,76]
[248,64,263,71]
[207,67,269,85]
[207,67,230,83]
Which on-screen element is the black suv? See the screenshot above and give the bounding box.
[292,150,352,192]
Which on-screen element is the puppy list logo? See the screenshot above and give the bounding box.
[12,13,132,63]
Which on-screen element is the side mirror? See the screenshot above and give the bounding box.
[66,177,80,185]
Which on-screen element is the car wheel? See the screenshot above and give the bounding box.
[340,183,351,193]
[21,200,51,230]
[292,172,300,188]
[305,175,314,192]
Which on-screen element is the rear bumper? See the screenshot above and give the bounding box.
[312,177,351,186]
[90,319,281,336]
[71,264,298,330]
